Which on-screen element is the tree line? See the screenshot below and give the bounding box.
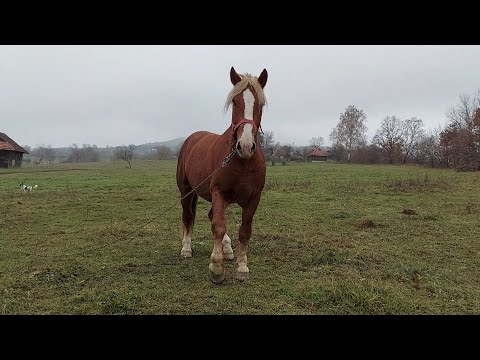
[259,90,480,171]
[24,143,179,167]
[327,90,480,171]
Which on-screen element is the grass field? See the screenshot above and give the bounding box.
[1,160,479,314]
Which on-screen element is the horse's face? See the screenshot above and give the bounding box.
[230,67,268,159]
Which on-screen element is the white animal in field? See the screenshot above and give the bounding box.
[19,182,38,192]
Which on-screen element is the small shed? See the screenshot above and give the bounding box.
[307,148,328,162]
[0,132,29,168]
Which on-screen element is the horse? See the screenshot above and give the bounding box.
[176,66,268,284]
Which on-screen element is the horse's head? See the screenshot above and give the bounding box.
[225,66,268,159]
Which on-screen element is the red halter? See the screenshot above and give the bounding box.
[231,119,261,138]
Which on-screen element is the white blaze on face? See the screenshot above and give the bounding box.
[238,89,255,157]
[243,88,255,120]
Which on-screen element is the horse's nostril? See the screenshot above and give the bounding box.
[251,143,256,153]
[236,142,242,154]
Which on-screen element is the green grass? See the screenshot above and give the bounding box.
[1,160,479,314]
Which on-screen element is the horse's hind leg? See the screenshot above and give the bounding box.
[208,207,234,260]
[180,191,198,258]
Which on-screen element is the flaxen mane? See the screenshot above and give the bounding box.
[224,73,267,112]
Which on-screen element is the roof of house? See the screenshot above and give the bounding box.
[0,132,29,153]
[308,148,329,157]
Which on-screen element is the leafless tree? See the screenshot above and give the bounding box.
[44,146,56,164]
[352,144,382,164]
[328,142,346,163]
[68,144,82,163]
[258,130,275,160]
[114,145,136,168]
[330,105,367,163]
[32,145,56,164]
[446,90,480,128]
[82,144,100,162]
[309,136,324,149]
[401,117,425,163]
[414,130,439,168]
[372,115,404,164]
[281,145,292,160]
[155,145,172,160]
[441,90,480,171]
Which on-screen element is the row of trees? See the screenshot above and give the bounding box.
[25,144,101,164]
[24,143,179,167]
[326,90,480,171]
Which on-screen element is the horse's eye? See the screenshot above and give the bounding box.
[232,100,237,107]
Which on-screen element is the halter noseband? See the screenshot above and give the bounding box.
[231,119,262,140]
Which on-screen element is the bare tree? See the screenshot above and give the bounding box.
[258,131,274,148]
[68,144,82,163]
[258,130,275,160]
[33,145,55,164]
[328,142,347,163]
[44,146,56,164]
[281,145,292,161]
[115,145,136,168]
[155,145,172,160]
[32,145,46,164]
[446,91,480,128]
[82,144,100,162]
[330,105,367,163]
[441,90,480,171]
[401,117,425,163]
[309,137,324,149]
[414,130,439,168]
[372,115,404,164]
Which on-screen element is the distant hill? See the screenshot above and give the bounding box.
[135,137,185,155]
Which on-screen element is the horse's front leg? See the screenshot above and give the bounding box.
[209,190,227,284]
[236,194,261,281]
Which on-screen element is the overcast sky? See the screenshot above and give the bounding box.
[1,45,479,148]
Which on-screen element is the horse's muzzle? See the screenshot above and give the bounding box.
[236,140,256,159]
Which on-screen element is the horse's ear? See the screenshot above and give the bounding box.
[230,66,242,86]
[258,68,268,88]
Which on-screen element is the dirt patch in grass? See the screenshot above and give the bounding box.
[356,219,377,229]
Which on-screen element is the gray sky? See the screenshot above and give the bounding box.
[1,45,479,148]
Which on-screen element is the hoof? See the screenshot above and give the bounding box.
[235,270,249,281]
[209,270,226,284]
[180,250,192,258]
[224,252,235,260]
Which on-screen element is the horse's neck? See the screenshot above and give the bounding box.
[220,126,233,147]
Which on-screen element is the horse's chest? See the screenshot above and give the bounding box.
[230,172,264,198]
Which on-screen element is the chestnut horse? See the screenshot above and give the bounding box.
[176,66,268,284]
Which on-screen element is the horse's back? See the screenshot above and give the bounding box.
[176,131,222,191]
[178,131,219,162]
